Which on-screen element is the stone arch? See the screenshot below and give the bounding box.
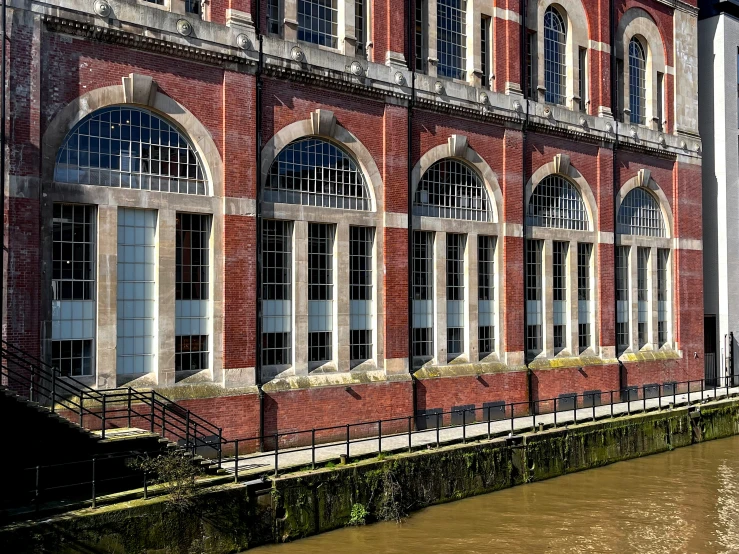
[411,135,502,224]
[528,0,590,110]
[41,77,223,198]
[525,154,598,231]
[260,110,382,213]
[616,170,673,238]
[616,8,667,129]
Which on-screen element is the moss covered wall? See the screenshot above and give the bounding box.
[3,398,739,553]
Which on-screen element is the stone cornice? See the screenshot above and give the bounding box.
[41,15,252,67]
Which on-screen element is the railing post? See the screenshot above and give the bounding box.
[91,458,96,509]
[50,367,56,413]
[554,399,557,427]
[30,364,35,402]
[274,434,279,477]
[79,390,84,427]
[127,388,132,428]
[462,409,466,444]
[377,421,382,454]
[592,397,596,421]
[217,428,222,468]
[150,391,155,433]
[234,440,240,483]
[487,410,491,439]
[311,429,315,469]
[346,424,350,461]
[673,383,676,406]
[143,470,148,499]
[101,395,107,440]
[192,423,198,456]
[610,391,614,418]
[407,416,412,453]
[728,374,731,398]
[186,410,191,449]
[532,403,536,430]
[688,381,691,404]
[643,387,646,412]
[658,386,662,410]
[574,397,577,424]
[162,409,166,438]
[436,412,440,448]
[701,379,704,402]
[510,404,514,434]
[35,466,40,512]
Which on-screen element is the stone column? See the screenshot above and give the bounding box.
[157,210,177,386]
[96,205,118,389]
[284,0,298,41]
[542,239,554,357]
[427,0,439,78]
[293,220,309,375]
[628,245,639,352]
[335,222,351,372]
[434,231,447,364]
[340,0,357,58]
[568,241,580,355]
[467,233,479,363]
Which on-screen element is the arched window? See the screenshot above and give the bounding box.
[414,159,492,222]
[527,175,589,230]
[54,106,207,195]
[544,6,567,106]
[629,38,647,125]
[617,187,665,237]
[265,137,370,210]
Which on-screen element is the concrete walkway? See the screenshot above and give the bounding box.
[221,385,739,479]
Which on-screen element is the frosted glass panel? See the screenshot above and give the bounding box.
[117,208,157,375]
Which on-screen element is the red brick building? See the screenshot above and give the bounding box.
[4,0,703,443]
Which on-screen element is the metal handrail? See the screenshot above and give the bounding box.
[219,375,738,477]
[0,343,222,459]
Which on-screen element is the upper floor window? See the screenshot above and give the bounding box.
[267,0,279,34]
[54,106,207,195]
[414,159,492,222]
[416,0,427,72]
[355,0,367,57]
[629,38,647,125]
[265,137,371,210]
[298,0,338,48]
[527,175,589,231]
[437,0,467,80]
[544,6,566,105]
[617,187,665,237]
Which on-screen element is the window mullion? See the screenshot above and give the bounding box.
[543,239,555,357]
[434,231,447,364]
[467,233,479,362]
[293,220,309,374]
[335,222,351,371]
[427,0,439,77]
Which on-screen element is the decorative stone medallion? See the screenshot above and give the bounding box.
[350,61,364,76]
[434,81,444,94]
[291,46,305,62]
[394,72,406,86]
[236,34,252,50]
[93,0,111,17]
[176,19,193,37]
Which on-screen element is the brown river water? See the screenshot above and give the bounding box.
[252,436,739,554]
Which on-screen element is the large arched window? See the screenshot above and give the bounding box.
[616,185,670,354]
[544,6,567,106]
[617,187,665,237]
[525,172,593,360]
[414,159,492,222]
[265,137,370,210]
[629,38,647,125]
[54,106,207,195]
[527,175,589,230]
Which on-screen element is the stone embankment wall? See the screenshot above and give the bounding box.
[3,398,738,553]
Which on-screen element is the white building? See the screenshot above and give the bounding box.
[700,0,739,385]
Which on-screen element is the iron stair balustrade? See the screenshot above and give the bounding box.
[0,340,222,462]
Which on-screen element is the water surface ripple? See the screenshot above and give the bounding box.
[253,436,739,553]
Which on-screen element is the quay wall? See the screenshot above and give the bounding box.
[3,397,739,553]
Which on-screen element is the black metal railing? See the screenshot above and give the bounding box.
[219,376,738,479]
[6,375,738,518]
[0,340,222,459]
